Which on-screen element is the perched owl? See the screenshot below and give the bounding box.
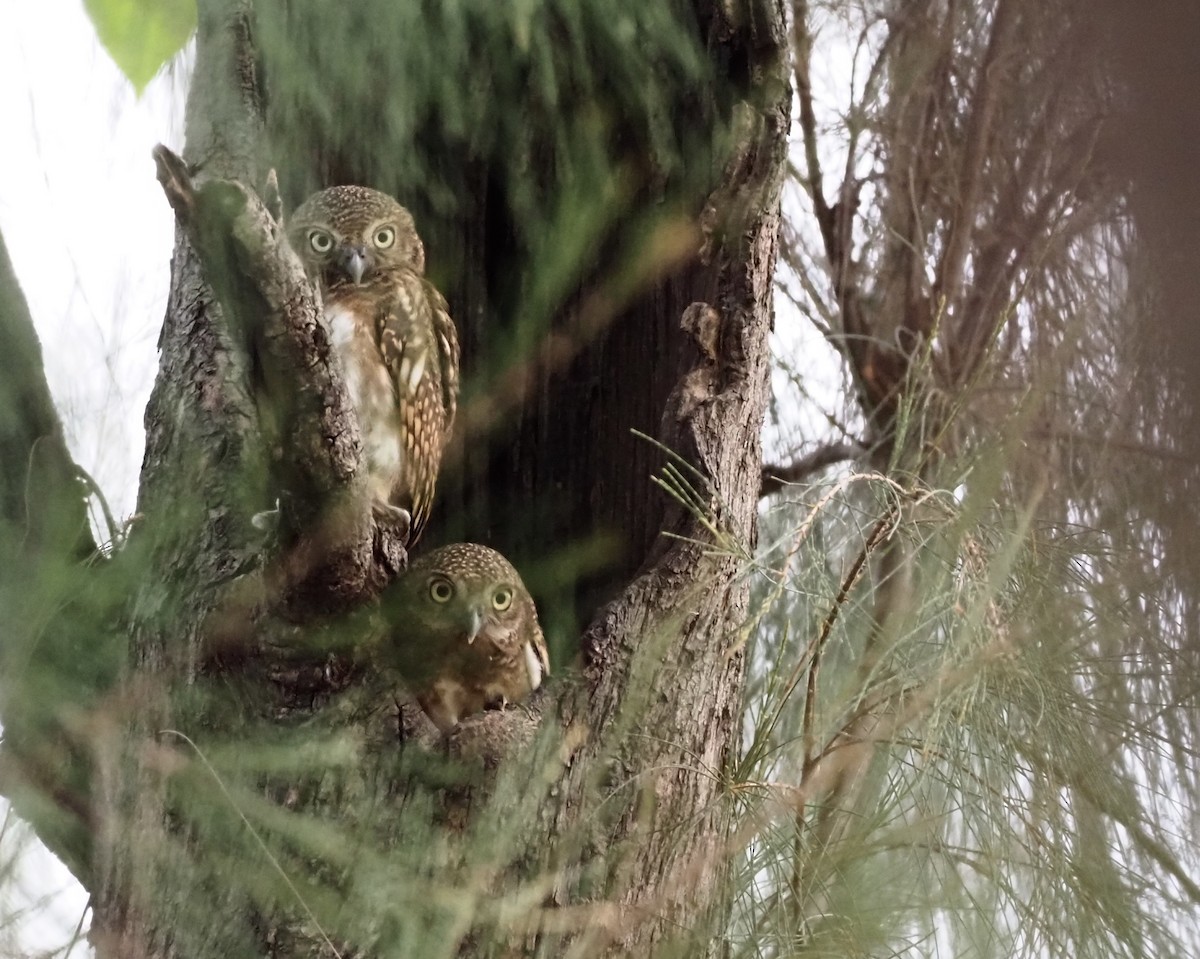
[382,543,549,732]
[289,186,459,543]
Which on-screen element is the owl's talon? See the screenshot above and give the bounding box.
[373,502,412,539]
[262,169,283,222]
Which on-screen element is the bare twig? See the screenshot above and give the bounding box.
[761,441,865,496]
[933,0,1017,319]
[791,0,834,247]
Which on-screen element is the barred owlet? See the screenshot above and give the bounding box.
[382,543,549,732]
[289,186,459,543]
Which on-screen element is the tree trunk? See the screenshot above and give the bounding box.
[61,2,792,958]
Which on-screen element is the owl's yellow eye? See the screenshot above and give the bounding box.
[492,587,513,612]
[373,226,396,249]
[428,577,454,603]
[309,230,334,254]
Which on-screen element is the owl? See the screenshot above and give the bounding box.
[289,186,459,543]
[382,543,549,732]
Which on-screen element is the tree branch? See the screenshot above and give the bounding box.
[0,225,102,886]
[933,0,1018,317]
[151,144,406,615]
[0,230,95,562]
[791,0,835,252]
[760,441,864,496]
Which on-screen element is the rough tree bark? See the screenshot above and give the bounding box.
[0,1,789,958]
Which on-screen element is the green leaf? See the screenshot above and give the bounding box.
[82,0,196,93]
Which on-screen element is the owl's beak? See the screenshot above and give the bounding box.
[338,245,371,285]
[464,607,485,645]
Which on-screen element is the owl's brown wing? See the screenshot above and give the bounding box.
[425,280,460,435]
[375,270,460,543]
[527,606,550,680]
[489,595,550,690]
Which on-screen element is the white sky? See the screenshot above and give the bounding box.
[0,0,185,528]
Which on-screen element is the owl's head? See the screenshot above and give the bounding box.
[289,185,425,287]
[389,543,532,645]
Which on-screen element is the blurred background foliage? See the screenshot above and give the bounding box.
[744,0,1200,954]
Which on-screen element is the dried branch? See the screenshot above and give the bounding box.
[791,0,835,251]
[760,441,864,496]
[933,0,1018,316]
[792,3,913,438]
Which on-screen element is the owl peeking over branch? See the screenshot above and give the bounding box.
[289,186,460,545]
[380,543,550,732]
